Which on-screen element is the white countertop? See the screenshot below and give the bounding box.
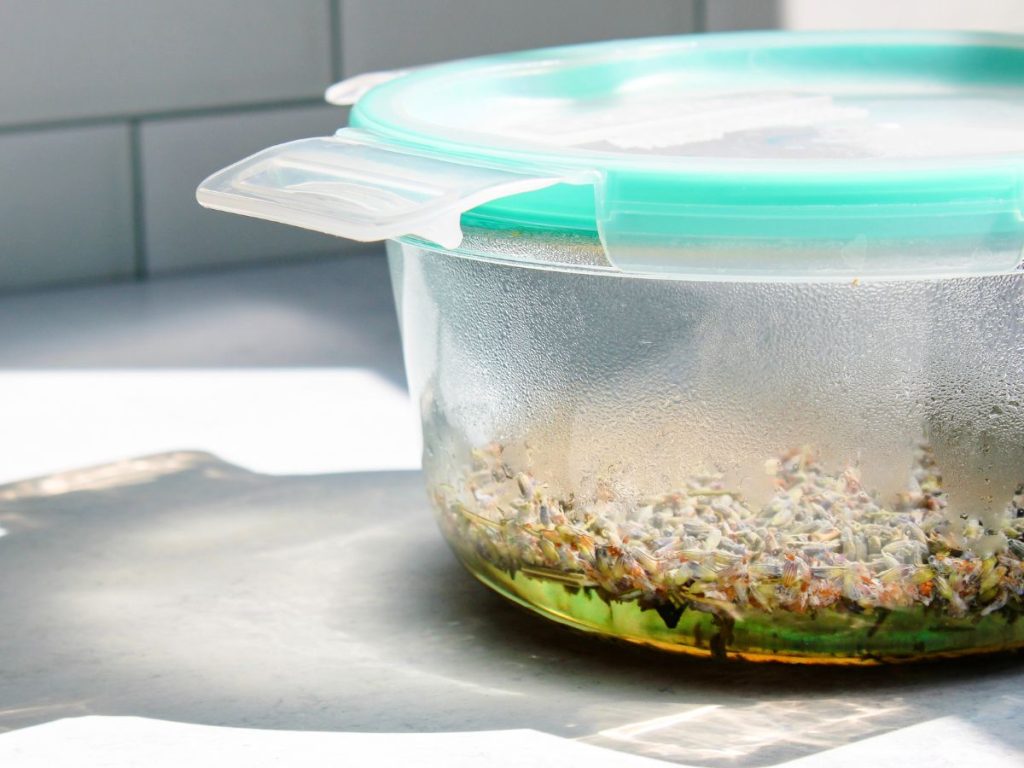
[1,253,1022,767]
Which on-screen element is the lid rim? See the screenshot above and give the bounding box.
[351,30,1024,177]
[350,31,1024,245]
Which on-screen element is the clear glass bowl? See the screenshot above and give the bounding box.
[388,228,1024,663]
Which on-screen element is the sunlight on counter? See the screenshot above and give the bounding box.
[0,368,421,484]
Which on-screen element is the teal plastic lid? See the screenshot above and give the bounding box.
[200,32,1024,277]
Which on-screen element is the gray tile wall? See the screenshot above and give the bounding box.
[0,125,135,289]
[340,0,695,74]
[702,1,781,32]
[0,1,333,127]
[34,1,1024,290]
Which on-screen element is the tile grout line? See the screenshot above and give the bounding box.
[127,119,148,280]
[693,0,707,33]
[0,97,329,137]
[328,0,344,82]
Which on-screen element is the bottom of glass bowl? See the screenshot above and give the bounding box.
[452,547,1024,664]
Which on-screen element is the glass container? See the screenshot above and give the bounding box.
[199,32,1024,661]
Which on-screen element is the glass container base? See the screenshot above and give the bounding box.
[451,545,1024,664]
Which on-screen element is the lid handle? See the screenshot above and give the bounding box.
[196,128,566,249]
